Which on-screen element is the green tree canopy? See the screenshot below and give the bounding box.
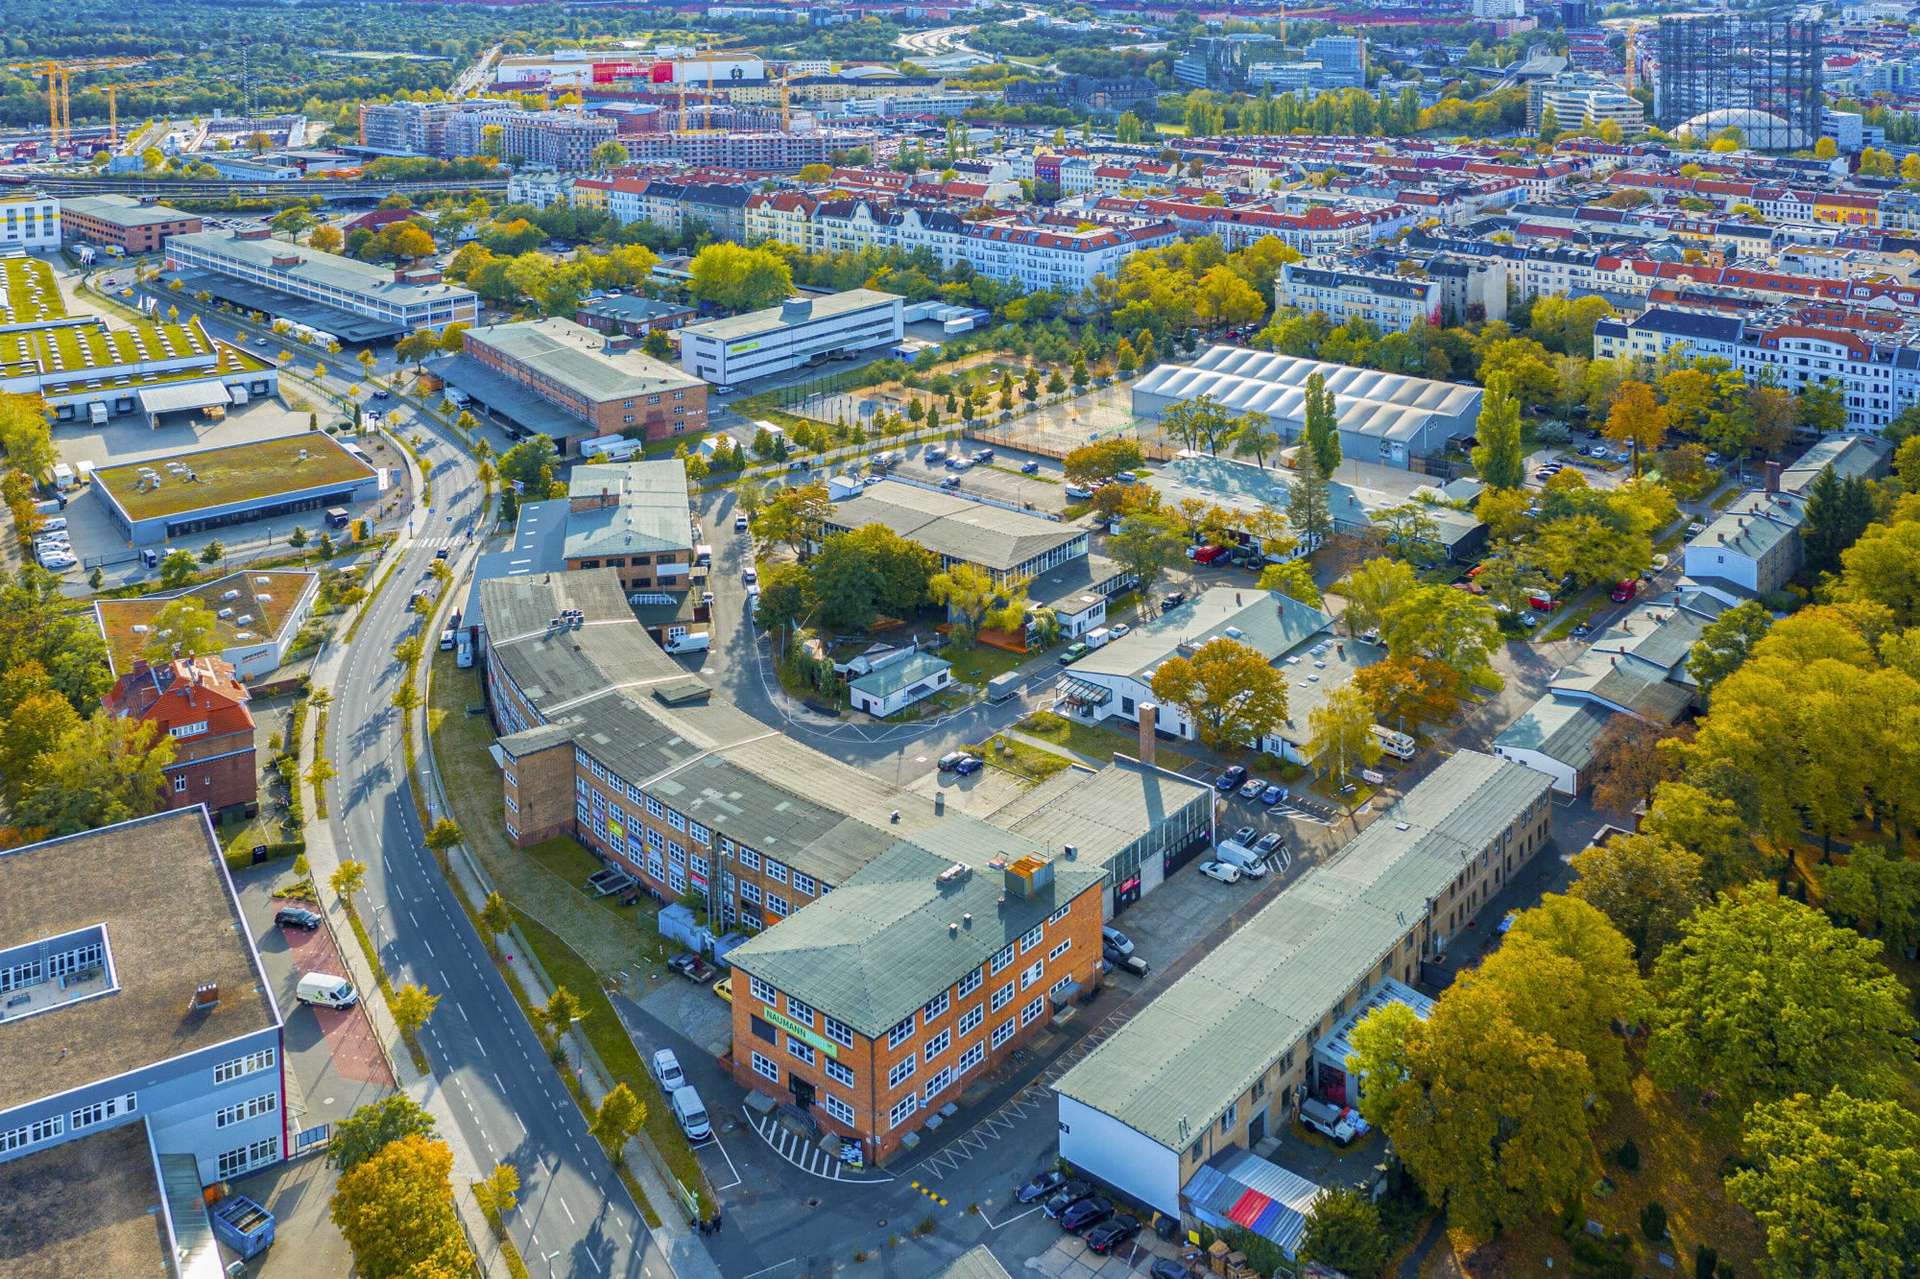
[329,1095,438,1171]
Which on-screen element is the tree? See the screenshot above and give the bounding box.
[809,525,936,630]
[755,482,833,557]
[543,986,585,1039]
[1570,832,1707,970]
[1800,378,1847,435]
[1380,584,1503,692]
[1302,372,1341,478]
[200,539,225,565]
[1587,715,1675,814]
[1228,411,1282,469]
[1256,559,1321,607]
[0,391,55,481]
[331,858,367,901]
[1836,516,1920,625]
[1158,394,1235,457]
[1297,1189,1389,1279]
[331,1134,475,1278]
[1337,557,1418,638]
[591,139,630,168]
[159,548,198,588]
[329,1095,437,1170]
[1355,654,1461,731]
[1368,502,1441,565]
[1107,510,1186,599]
[1822,843,1920,957]
[1604,379,1666,475]
[0,568,111,710]
[13,712,175,836]
[1470,377,1526,489]
[1648,887,1916,1107]
[1348,977,1593,1242]
[1801,464,1877,578]
[1063,438,1144,485]
[1150,637,1290,750]
[394,329,439,369]
[479,891,513,940]
[391,983,439,1037]
[1287,464,1334,550]
[1478,336,1557,407]
[289,525,309,550]
[753,561,814,632]
[688,242,793,313]
[424,818,461,853]
[1727,1088,1920,1278]
[1306,685,1382,785]
[309,224,344,254]
[927,563,1002,645]
[144,596,220,664]
[473,1161,522,1219]
[1814,135,1839,159]
[590,1082,647,1163]
[1687,600,1771,699]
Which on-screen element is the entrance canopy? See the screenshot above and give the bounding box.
[139,382,231,419]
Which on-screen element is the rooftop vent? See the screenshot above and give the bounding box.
[187,981,221,1012]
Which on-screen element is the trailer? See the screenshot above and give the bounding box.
[209,1193,276,1260]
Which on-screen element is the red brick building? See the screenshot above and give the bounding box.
[101,656,257,817]
[60,194,203,254]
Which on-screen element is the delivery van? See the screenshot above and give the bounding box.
[296,972,358,1010]
[671,1085,712,1143]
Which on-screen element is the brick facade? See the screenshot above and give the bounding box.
[62,204,203,254]
[462,327,709,445]
[100,656,258,819]
[727,882,1104,1165]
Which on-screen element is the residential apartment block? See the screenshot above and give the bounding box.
[101,656,258,817]
[1275,261,1443,332]
[445,108,616,171]
[1055,751,1554,1217]
[358,98,512,157]
[0,809,285,1190]
[743,195,1178,293]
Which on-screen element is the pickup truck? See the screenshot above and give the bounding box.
[1299,1098,1364,1146]
[668,952,717,983]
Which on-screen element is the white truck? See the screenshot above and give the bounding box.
[1299,1098,1362,1146]
[1370,725,1416,761]
[1213,839,1269,878]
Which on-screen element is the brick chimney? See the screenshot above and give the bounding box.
[1764,460,1782,493]
[1137,701,1158,768]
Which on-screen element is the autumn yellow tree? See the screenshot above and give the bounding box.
[330,1134,475,1278]
[1604,380,1667,475]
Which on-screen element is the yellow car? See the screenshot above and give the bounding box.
[712,975,732,1003]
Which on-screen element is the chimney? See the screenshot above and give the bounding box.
[934,791,945,815]
[1764,461,1782,493]
[1138,701,1158,767]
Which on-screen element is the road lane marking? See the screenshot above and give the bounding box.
[559,1198,576,1225]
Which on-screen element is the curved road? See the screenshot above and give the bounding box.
[136,285,663,1278]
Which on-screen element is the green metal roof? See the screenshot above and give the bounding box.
[1051,750,1551,1150]
[564,460,693,560]
[848,650,950,699]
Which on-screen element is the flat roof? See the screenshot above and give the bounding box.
[94,431,376,523]
[848,650,950,698]
[826,480,1083,573]
[168,228,476,310]
[1073,586,1332,681]
[0,808,280,1113]
[94,569,317,677]
[1052,751,1551,1149]
[680,288,902,343]
[59,193,198,229]
[465,318,703,404]
[565,460,693,560]
[170,268,402,342]
[0,257,65,327]
[0,1123,167,1279]
[988,758,1214,873]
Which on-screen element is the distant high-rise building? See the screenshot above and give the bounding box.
[1654,11,1822,149]
[1558,0,1590,28]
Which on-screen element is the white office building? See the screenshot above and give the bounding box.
[678,288,903,388]
[0,191,60,251]
[0,808,286,1187]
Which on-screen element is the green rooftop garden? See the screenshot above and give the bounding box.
[0,258,67,326]
[97,434,373,522]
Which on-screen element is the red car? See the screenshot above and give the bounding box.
[1191,544,1229,565]
[1610,579,1639,603]
[1528,594,1560,612]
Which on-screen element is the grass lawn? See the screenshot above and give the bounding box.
[941,640,1029,686]
[1710,484,1743,511]
[1018,709,1195,772]
[96,431,374,522]
[508,906,716,1219]
[970,731,1074,782]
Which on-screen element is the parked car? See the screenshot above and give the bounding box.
[1161,591,1187,610]
[711,976,733,1003]
[1230,825,1257,846]
[1085,1215,1142,1254]
[741,567,757,586]
[1188,544,1229,564]
[1299,1098,1364,1146]
[1199,860,1243,884]
[275,906,322,930]
[1151,1261,1193,1279]
[926,446,947,463]
[1057,642,1089,664]
[651,1049,687,1092]
[1254,831,1287,856]
[1703,451,1722,467]
[952,756,983,776]
[734,513,749,533]
[1108,622,1129,639]
[1062,1197,1115,1234]
[1101,926,1134,957]
[973,448,994,463]
[1686,521,1706,536]
[1260,784,1286,806]
[1528,593,1560,613]
[1239,777,1266,800]
[940,475,961,489]
[1042,1181,1094,1219]
[668,953,716,982]
[1016,1169,1068,1204]
[1215,764,1248,792]
[938,751,973,772]
[1064,484,1093,500]
[1610,578,1639,603]
[372,389,390,400]
[1020,460,1041,474]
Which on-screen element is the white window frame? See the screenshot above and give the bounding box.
[752,1051,781,1083]
[888,1055,918,1089]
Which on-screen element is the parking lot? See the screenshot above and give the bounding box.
[900,442,1076,516]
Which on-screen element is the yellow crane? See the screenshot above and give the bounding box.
[2,56,151,145]
[101,78,181,145]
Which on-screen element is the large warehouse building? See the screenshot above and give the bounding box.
[92,431,382,546]
[1132,346,1482,469]
[678,289,903,389]
[1052,751,1553,1222]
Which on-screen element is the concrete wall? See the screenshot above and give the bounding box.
[1058,1094,1182,1217]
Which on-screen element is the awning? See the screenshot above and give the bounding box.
[138,382,231,416]
[1183,1148,1326,1260]
[1056,676,1112,706]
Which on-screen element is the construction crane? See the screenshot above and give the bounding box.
[2,56,151,146]
[100,78,181,145]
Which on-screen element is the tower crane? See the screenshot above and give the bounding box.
[1,56,155,146]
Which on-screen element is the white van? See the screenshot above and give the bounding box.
[670,1085,712,1143]
[1083,626,1113,650]
[1370,725,1415,761]
[296,973,358,1010]
[651,1049,687,1092]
